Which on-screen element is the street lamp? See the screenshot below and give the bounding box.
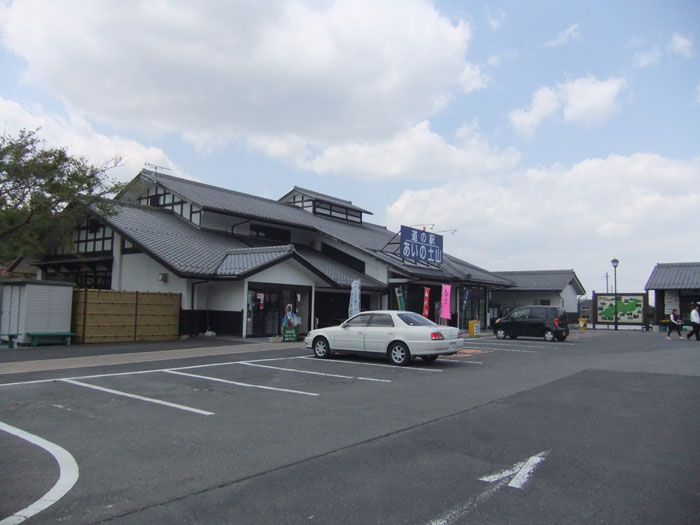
[611,258,619,331]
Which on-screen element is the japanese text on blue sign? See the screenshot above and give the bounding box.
[400,226,443,264]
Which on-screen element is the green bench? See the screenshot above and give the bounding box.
[27,332,75,346]
[0,333,20,348]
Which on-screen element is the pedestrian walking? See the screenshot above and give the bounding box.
[666,309,683,340]
[687,304,700,341]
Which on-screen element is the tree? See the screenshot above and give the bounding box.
[0,129,124,263]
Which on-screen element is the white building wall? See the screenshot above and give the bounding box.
[560,284,579,313]
[491,290,563,309]
[248,259,319,286]
[119,253,190,308]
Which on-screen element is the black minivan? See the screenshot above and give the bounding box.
[493,306,569,341]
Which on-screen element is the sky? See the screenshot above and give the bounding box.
[1,0,698,299]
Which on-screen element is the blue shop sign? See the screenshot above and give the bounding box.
[400,226,443,264]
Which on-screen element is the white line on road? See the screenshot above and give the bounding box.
[298,356,442,371]
[60,379,214,415]
[427,451,550,525]
[485,348,539,354]
[238,362,391,383]
[164,370,320,396]
[0,421,79,525]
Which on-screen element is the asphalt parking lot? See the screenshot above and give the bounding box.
[1,329,699,524]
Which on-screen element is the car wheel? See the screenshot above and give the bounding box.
[420,355,438,362]
[544,329,555,342]
[495,328,507,339]
[556,333,567,341]
[388,342,411,366]
[313,337,331,358]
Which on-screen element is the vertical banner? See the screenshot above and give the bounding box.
[422,287,430,317]
[394,286,406,311]
[441,284,452,319]
[348,279,361,317]
[257,292,265,310]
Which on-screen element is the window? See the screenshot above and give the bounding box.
[539,299,551,305]
[370,314,394,327]
[511,308,530,320]
[397,312,437,327]
[250,224,291,243]
[345,314,370,327]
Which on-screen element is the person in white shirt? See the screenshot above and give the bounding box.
[687,305,700,341]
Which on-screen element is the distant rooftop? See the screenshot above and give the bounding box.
[645,262,700,290]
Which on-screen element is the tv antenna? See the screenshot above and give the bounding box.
[144,162,171,174]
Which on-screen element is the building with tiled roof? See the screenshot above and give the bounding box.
[490,269,586,319]
[645,262,700,323]
[34,169,513,338]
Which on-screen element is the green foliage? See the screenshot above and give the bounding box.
[0,129,125,263]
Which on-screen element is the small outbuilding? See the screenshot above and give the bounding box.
[0,279,74,345]
[490,269,586,323]
[644,262,700,324]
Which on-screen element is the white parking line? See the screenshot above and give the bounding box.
[60,379,214,416]
[0,421,79,525]
[483,348,538,354]
[164,370,320,396]
[238,362,391,383]
[298,356,442,372]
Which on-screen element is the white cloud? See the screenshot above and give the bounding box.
[508,87,560,138]
[509,76,626,137]
[668,32,693,58]
[0,97,182,183]
[633,46,661,68]
[558,76,627,127]
[486,7,506,31]
[386,153,700,293]
[250,120,520,180]
[0,0,484,152]
[543,23,582,48]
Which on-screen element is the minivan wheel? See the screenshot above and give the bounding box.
[543,329,555,342]
[313,337,331,358]
[495,328,507,339]
[388,342,411,366]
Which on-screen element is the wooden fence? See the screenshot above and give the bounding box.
[72,289,181,344]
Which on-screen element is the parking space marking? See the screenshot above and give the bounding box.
[0,420,79,525]
[472,341,549,349]
[164,370,320,396]
[60,379,214,416]
[298,356,442,372]
[483,347,538,354]
[238,362,391,383]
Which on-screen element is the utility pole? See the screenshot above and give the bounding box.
[605,272,609,293]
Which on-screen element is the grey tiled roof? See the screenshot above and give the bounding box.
[493,270,586,294]
[294,245,386,290]
[216,245,294,276]
[106,204,251,275]
[135,171,510,286]
[100,204,386,288]
[644,262,700,290]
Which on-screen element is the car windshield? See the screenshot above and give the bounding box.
[397,312,437,327]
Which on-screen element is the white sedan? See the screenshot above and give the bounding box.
[304,310,462,366]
